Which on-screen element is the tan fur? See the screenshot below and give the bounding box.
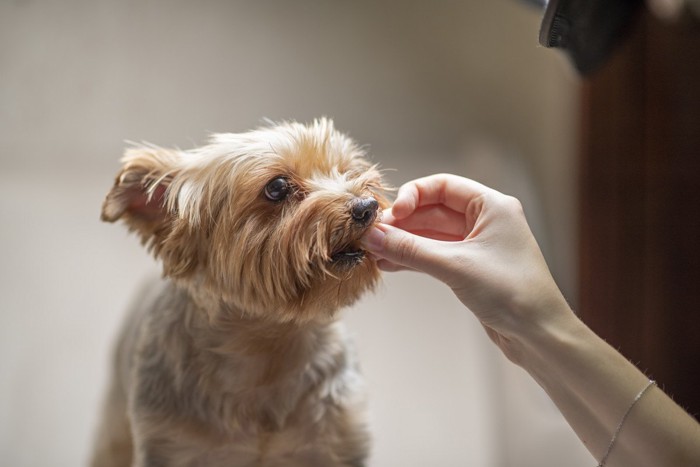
[93,119,388,467]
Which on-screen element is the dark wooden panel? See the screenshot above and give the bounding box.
[579,10,700,415]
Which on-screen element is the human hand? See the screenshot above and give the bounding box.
[363,175,700,467]
[362,174,575,357]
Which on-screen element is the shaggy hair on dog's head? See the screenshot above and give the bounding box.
[102,119,388,323]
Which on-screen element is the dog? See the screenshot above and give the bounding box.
[92,119,388,467]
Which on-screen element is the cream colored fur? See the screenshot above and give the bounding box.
[92,119,388,467]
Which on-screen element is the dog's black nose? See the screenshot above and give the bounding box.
[350,197,379,226]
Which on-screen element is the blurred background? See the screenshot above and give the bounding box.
[1,1,697,466]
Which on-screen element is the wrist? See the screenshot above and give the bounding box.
[511,300,650,409]
[501,295,588,378]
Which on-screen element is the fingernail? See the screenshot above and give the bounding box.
[361,227,385,253]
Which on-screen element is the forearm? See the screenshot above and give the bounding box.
[512,305,700,467]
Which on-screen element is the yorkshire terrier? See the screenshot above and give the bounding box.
[92,119,388,467]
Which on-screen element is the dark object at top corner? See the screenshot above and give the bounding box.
[528,0,645,75]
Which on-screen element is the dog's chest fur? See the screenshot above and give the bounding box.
[117,280,368,466]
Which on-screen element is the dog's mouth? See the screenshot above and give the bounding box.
[330,246,366,266]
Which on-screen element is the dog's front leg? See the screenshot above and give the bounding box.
[130,438,168,467]
[129,421,186,467]
[90,382,134,467]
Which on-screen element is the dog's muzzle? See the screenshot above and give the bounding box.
[329,196,379,267]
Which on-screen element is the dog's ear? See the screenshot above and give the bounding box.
[102,147,202,278]
[101,146,181,237]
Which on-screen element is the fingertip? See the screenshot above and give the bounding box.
[380,208,397,225]
[360,226,386,254]
[390,202,410,219]
[392,184,418,219]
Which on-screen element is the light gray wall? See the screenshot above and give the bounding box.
[0,1,587,466]
[1,0,579,296]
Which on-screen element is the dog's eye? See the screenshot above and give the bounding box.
[264,177,291,202]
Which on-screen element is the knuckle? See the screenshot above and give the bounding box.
[506,195,524,210]
[499,194,524,214]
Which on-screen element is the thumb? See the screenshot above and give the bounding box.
[361,224,447,276]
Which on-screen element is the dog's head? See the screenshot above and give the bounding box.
[102,119,389,322]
